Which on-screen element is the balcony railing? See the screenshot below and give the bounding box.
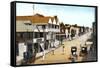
[48,28,60,32]
[33,38,44,43]
[37,38,43,43]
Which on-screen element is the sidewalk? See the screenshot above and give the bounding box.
[32,32,92,64]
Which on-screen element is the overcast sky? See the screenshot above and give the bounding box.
[16,3,95,28]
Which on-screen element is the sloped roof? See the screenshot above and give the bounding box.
[16,14,59,25]
[16,16,49,25]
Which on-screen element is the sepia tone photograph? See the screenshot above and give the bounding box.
[15,2,97,66]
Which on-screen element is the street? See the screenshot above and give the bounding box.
[30,32,94,64]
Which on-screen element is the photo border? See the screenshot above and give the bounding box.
[10,1,98,67]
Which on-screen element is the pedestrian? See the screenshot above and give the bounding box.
[62,45,65,55]
[52,49,55,55]
[23,52,29,64]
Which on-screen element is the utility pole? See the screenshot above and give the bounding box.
[33,4,34,15]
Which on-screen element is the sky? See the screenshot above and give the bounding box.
[16,3,95,28]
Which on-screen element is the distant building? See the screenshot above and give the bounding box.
[65,24,80,40]
[65,24,90,40]
[92,22,96,49]
[92,22,96,37]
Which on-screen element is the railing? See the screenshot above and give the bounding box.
[37,38,43,43]
[33,38,44,43]
[48,28,60,32]
[33,25,60,32]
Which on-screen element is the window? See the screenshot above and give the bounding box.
[55,25,57,29]
[55,25,59,29]
[48,24,51,28]
[40,32,43,37]
[42,25,46,29]
[52,24,55,28]
[28,32,33,39]
[34,32,44,38]
[34,32,38,38]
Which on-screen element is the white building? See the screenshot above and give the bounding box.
[65,24,80,40]
[16,14,60,65]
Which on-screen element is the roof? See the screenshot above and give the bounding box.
[16,16,49,25]
[16,14,59,25]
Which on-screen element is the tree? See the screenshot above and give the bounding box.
[71,29,76,39]
[60,22,66,33]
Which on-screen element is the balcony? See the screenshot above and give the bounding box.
[33,25,60,32]
[33,38,44,43]
[48,28,60,32]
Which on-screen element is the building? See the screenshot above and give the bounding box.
[65,24,80,40]
[92,22,96,37]
[16,14,60,65]
[57,23,80,41]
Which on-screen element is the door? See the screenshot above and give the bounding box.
[27,42,33,59]
[26,42,37,63]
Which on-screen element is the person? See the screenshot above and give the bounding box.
[68,33,71,41]
[62,45,65,54]
[23,52,29,64]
